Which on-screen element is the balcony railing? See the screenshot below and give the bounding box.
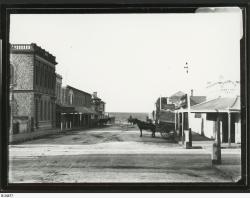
[10,44,32,50]
[10,43,57,64]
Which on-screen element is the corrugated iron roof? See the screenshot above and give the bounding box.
[191,96,240,112]
[230,96,240,110]
[190,96,207,106]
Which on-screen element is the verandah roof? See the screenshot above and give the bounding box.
[74,106,97,115]
[177,96,240,113]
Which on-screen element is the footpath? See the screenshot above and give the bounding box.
[180,132,241,182]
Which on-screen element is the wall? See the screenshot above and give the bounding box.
[55,75,62,104]
[234,113,241,143]
[9,128,60,144]
[10,50,57,134]
[190,113,215,139]
[13,92,34,117]
[34,56,56,95]
[63,86,92,108]
[10,54,34,90]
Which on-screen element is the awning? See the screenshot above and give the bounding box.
[56,104,75,113]
[74,106,97,114]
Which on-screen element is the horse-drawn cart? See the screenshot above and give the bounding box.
[155,104,176,139]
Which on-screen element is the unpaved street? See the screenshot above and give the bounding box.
[9,125,241,183]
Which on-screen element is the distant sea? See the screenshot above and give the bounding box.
[108,112,149,124]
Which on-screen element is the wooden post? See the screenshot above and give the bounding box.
[228,112,231,147]
[174,112,177,132]
[201,118,204,136]
[212,115,221,164]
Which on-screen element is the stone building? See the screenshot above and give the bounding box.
[10,43,57,136]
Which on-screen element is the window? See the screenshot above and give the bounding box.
[48,102,50,120]
[44,65,47,89]
[40,100,43,121]
[195,113,202,118]
[69,90,74,105]
[40,63,43,87]
[36,63,39,86]
[44,101,47,120]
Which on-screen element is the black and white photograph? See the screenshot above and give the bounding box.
[2,5,247,188]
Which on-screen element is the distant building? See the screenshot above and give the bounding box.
[91,92,106,119]
[206,80,240,100]
[55,73,62,105]
[10,43,57,138]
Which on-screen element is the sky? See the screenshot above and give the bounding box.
[9,9,242,113]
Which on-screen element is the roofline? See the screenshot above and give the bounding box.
[176,109,240,113]
[206,80,239,88]
[176,96,241,113]
[10,43,57,65]
[190,97,221,109]
[230,95,240,109]
[66,85,92,96]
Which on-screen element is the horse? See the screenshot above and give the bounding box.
[127,116,137,125]
[133,118,156,138]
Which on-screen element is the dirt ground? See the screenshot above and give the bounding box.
[9,124,241,183]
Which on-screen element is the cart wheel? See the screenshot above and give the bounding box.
[160,131,170,139]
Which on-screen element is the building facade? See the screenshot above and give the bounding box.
[55,73,62,105]
[59,85,97,130]
[10,43,57,136]
[91,92,106,119]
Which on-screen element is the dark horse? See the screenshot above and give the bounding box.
[127,116,137,125]
[133,118,156,137]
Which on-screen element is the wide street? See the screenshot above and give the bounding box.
[9,125,241,183]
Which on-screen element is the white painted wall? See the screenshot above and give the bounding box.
[190,113,215,139]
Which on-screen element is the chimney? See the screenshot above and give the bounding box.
[93,92,97,98]
[191,89,194,96]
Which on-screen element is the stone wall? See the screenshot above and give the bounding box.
[10,53,34,90]
[13,92,34,117]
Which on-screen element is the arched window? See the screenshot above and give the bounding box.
[69,90,74,105]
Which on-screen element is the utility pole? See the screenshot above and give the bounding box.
[184,62,192,148]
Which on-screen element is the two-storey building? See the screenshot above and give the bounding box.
[59,85,97,130]
[10,43,57,138]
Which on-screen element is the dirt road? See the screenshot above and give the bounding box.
[9,125,240,183]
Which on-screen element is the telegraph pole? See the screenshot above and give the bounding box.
[184,62,192,148]
[184,62,191,130]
